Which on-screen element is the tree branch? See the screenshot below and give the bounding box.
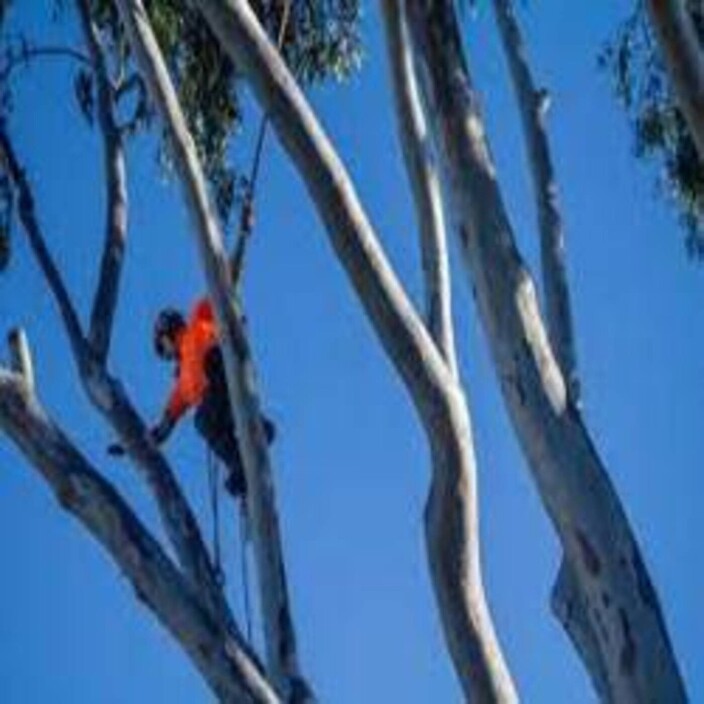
[113,1,313,699]
[7,327,34,390]
[408,1,686,701]
[380,0,458,379]
[492,0,579,404]
[75,0,128,364]
[646,0,704,160]
[491,1,610,693]
[191,1,517,700]
[0,125,87,362]
[0,368,278,704]
[0,124,228,629]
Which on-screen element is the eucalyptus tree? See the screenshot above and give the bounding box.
[0,1,360,701]
[0,1,690,703]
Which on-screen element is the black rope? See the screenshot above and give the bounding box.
[206,448,254,643]
[230,0,294,287]
[207,449,225,587]
[245,0,292,206]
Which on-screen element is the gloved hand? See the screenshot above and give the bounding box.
[150,415,175,445]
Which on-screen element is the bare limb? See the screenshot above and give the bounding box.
[408,1,686,701]
[89,373,235,627]
[492,0,579,405]
[646,0,704,160]
[0,125,228,628]
[191,1,517,700]
[490,1,610,693]
[76,0,128,364]
[113,1,313,698]
[380,0,458,379]
[7,328,34,390]
[0,126,86,362]
[0,370,278,704]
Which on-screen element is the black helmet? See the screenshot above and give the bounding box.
[154,308,185,358]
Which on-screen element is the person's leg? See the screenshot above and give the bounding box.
[195,406,246,495]
[195,348,247,497]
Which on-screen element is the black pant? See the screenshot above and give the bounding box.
[194,347,246,496]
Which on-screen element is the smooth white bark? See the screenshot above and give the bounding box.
[490,2,613,696]
[193,1,517,700]
[0,125,229,627]
[491,0,578,404]
[76,0,128,364]
[381,0,458,379]
[408,2,686,701]
[114,1,311,699]
[0,368,278,704]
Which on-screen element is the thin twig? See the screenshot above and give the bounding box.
[0,45,91,84]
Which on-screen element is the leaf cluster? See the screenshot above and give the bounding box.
[2,0,362,228]
[600,1,704,258]
[93,0,363,224]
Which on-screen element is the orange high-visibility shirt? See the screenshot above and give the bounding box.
[164,298,218,422]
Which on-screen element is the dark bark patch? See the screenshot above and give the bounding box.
[56,480,77,509]
[291,676,313,704]
[197,641,212,661]
[592,605,609,644]
[631,546,670,636]
[601,591,612,609]
[278,604,294,663]
[618,608,637,676]
[133,585,150,608]
[632,547,657,610]
[576,529,601,576]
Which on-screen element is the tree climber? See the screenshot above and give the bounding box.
[108,298,275,498]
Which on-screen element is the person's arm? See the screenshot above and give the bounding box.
[107,376,188,457]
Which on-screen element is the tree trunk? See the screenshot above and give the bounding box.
[194,1,517,700]
[380,0,458,379]
[113,1,311,699]
[0,366,278,704]
[408,1,687,701]
[490,2,612,696]
[0,126,231,628]
[491,0,578,404]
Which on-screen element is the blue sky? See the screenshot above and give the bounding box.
[0,1,701,702]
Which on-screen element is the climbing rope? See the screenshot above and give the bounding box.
[224,0,296,644]
[205,446,256,643]
[230,0,294,286]
[206,448,225,586]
